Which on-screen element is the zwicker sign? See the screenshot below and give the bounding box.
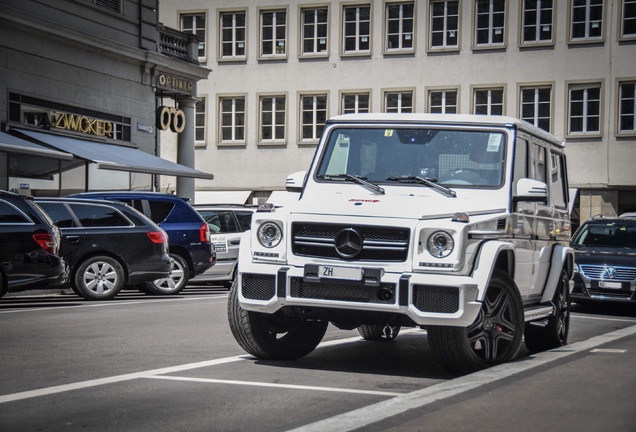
[51,112,113,137]
[156,106,185,133]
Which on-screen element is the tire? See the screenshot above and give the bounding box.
[227,279,328,360]
[144,253,189,295]
[427,269,524,375]
[524,270,571,353]
[358,324,401,341]
[0,272,7,298]
[73,256,125,300]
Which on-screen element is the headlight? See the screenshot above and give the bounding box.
[257,222,282,248]
[427,231,454,258]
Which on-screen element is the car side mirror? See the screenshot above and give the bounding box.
[285,171,307,193]
[514,178,548,203]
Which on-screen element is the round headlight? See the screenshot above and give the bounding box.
[257,222,282,248]
[427,231,454,258]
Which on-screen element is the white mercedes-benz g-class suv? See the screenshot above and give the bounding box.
[228,113,573,374]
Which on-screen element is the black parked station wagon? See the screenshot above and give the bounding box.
[36,197,171,300]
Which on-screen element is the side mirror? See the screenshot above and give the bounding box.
[514,178,548,203]
[285,171,307,193]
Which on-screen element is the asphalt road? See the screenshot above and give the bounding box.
[0,286,634,432]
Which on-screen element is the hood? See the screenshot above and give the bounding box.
[290,186,506,220]
[572,246,636,265]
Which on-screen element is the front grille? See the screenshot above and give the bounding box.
[242,273,276,300]
[291,222,410,261]
[579,265,636,282]
[412,285,459,313]
[290,277,396,304]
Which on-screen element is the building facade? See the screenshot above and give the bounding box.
[0,0,213,200]
[158,0,636,225]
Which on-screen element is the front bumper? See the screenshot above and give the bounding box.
[237,262,484,327]
[571,274,636,302]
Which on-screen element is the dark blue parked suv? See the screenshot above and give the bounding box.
[70,192,214,294]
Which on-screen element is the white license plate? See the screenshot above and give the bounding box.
[598,281,623,289]
[318,265,363,281]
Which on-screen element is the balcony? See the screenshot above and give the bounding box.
[158,24,199,64]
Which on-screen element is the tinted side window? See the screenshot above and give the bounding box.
[513,137,528,186]
[549,152,567,209]
[70,204,130,227]
[235,211,254,232]
[147,200,174,223]
[38,202,77,228]
[529,142,547,183]
[0,201,30,223]
[200,210,237,233]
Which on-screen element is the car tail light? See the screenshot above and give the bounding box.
[147,231,168,244]
[199,222,210,243]
[32,233,56,254]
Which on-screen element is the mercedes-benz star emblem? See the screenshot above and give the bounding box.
[335,228,363,258]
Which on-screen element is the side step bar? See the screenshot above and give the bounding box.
[524,304,555,322]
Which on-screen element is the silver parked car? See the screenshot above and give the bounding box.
[191,205,255,287]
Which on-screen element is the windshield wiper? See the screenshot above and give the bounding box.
[386,176,456,198]
[318,174,385,195]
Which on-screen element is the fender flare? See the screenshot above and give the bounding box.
[472,240,515,301]
[540,244,574,303]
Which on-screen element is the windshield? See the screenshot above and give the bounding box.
[572,221,636,248]
[315,127,506,187]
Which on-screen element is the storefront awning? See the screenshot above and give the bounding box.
[0,131,73,160]
[16,129,214,180]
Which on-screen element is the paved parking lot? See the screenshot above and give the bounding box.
[1,288,634,431]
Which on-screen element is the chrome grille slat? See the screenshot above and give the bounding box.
[579,264,636,282]
[292,222,410,262]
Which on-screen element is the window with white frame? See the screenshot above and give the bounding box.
[195,98,206,146]
[343,4,371,54]
[618,81,636,134]
[570,0,603,42]
[621,0,636,39]
[220,11,246,60]
[260,9,287,58]
[428,89,458,113]
[300,94,327,142]
[385,2,415,52]
[474,87,504,115]
[385,90,413,113]
[219,96,245,143]
[521,0,554,45]
[520,86,552,132]
[474,0,506,47]
[568,83,601,135]
[259,95,286,143]
[341,92,370,114]
[180,13,206,61]
[429,1,459,49]
[301,7,329,56]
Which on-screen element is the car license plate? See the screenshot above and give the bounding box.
[318,265,363,281]
[598,281,622,289]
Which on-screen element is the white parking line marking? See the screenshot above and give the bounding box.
[590,348,627,353]
[571,314,636,323]
[0,333,370,404]
[144,375,402,397]
[284,324,636,432]
[0,356,246,404]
